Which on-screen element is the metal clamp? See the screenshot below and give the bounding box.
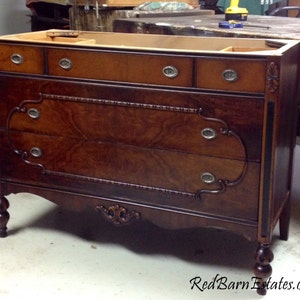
[59,58,73,70]
[162,66,179,78]
[222,69,238,82]
[11,53,24,65]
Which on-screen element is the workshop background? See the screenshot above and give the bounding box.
[0,0,30,34]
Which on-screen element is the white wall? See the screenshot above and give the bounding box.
[0,0,31,35]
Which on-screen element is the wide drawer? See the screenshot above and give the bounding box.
[0,44,44,74]
[4,131,259,221]
[46,48,193,87]
[7,92,264,162]
[196,58,266,93]
[2,76,264,161]
[9,94,246,160]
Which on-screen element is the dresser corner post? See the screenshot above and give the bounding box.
[279,196,291,241]
[253,243,274,295]
[0,195,10,238]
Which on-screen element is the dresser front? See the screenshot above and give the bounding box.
[0,31,299,295]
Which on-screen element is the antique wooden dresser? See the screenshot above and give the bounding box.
[0,30,299,295]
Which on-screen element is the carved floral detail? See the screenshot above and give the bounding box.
[266,62,279,93]
[96,204,141,225]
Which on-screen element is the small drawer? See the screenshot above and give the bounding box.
[47,48,193,87]
[196,58,266,93]
[0,44,44,74]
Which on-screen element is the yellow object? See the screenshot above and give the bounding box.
[225,0,248,21]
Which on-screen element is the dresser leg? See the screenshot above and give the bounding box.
[279,198,291,241]
[253,243,274,295]
[0,195,10,238]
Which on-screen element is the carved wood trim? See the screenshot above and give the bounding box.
[195,108,248,200]
[266,62,279,93]
[41,93,200,113]
[44,169,196,197]
[95,204,141,225]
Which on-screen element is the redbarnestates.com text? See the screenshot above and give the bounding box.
[190,274,300,291]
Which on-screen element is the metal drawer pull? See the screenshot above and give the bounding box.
[200,172,216,184]
[222,69,238,82]
[27,108,40,119]
[11,53,24,65]
[30,147,42,158]
[201,128,217,140]
[162,65,179,78]
[59,58,73,70]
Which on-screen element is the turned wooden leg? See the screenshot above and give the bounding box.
[0,195,10,238]
[279,198,291,241]
[254,243,274,295]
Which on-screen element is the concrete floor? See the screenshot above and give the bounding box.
[0,145,299,300]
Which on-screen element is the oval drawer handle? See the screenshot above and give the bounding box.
[27,108,40,119]
[162,65,179,78]
[11,53,24,65]
[200,172,216,184]
[201,128,217,140]
[59,58,73,70]
[222,69,238,82]
[30,147,42,158]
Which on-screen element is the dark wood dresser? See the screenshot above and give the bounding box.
[0,30,299,295]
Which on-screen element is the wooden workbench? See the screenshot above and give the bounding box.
[113,14,300,39]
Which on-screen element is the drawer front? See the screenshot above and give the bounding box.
[8,91,264,162]
[6,131,259,221]
[47,48,193,87]
[196,58,266,93]
[3,77,263,161]
[0,44,44,74]
[9,95,246,160]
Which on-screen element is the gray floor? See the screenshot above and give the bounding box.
[0,145,299,300]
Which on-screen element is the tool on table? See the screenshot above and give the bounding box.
[219,20,270,29]
[225,0,248,21]
[218,20,270,30]
[219,20,243,29]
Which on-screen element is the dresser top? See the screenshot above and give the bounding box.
[0,29,298,56]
